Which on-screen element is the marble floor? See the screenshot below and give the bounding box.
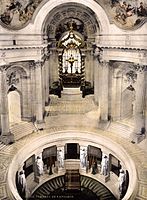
[0,93,147,199]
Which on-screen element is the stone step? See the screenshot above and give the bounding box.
[62,87,81,95]
[81,176,116,199]
[10,121,35,141]
[34,176,64,197]
[0,142,6,150]
[108,121,133,139]
[120,117,135,128]
[47,95,97,114]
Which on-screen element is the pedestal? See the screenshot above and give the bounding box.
[134,133,146,144]
[0,132,15,144]
[34,175,43,183]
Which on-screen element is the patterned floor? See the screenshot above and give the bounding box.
[0,94,147,199]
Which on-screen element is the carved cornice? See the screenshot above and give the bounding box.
[0,66,8,73]
[97,45,147,51]
[34,60,44,68]
[0,44,47,51]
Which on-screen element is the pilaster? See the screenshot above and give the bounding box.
[133,65,146,143]
[0,66,14,144]
[35,61,44,125]
[93,48,100,105]
[44,55,50,105]
[112,70,122,121]
[100,61,109,121]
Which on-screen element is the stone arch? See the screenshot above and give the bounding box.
[8,90,21,124]
[6,65,30,121]
[121,65,136,119]
[32,0,110,34]
[42,3,99,39]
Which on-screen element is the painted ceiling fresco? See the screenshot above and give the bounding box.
[0,0,146,30]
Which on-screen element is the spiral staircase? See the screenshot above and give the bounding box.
[29,175,116,200]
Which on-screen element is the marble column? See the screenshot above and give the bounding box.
[93,53,99,105]
[35,61,44,124]
[30,62,36,119]
[0,68,14,144]
[133,66,146,143]
[145,69,147,135]
[41,63,45,110]
[111,71,122,121]
[100,62,109,121]
[49,49,58,84]
[85,50,93,84]
[44,57,50,105]
[21,75,31,120]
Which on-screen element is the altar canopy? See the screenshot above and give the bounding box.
[58,24,85,87]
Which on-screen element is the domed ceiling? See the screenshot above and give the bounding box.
[0,0,146,30]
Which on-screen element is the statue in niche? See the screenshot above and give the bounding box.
[118,169,126,197]
[80,148,87,168]
[57,149,64,168]
[35,156,44,176]
[18,170,27,199]
[100,155,109,176]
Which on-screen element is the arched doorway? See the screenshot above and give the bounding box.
[121,87,135,119]
[8,90,21,125]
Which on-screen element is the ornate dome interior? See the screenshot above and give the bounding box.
[0,1,147,200]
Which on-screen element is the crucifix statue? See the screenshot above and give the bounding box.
[66,54,77,73]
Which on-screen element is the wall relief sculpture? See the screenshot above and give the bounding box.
[0,0,146,30]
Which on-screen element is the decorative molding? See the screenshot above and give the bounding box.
[132,64,147,73]
[45,4,98,38]
[0,44,47,51]
[7,71,19,86]
[124,70,137,84]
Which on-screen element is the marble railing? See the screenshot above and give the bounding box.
[7,130,138,200]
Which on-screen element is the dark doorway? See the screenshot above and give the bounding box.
[65,143,80,159]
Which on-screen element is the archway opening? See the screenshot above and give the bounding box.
[8,90,21,125]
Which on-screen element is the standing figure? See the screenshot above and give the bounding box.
[80,148,87,168]
[18,170,26,199]
[91,161,97,175]
[118,169,126,197]
[57,149,64,168]
[36,156,44,176]
[101,155,109,176]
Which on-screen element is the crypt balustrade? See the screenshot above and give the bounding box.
[7,130,137,200]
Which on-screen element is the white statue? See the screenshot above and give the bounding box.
[80,148,87,168]
[18,170,26,197]
[57,149,64,168]
[118,169,125,194]
[36,156,44,176]
[101,155,109,176]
